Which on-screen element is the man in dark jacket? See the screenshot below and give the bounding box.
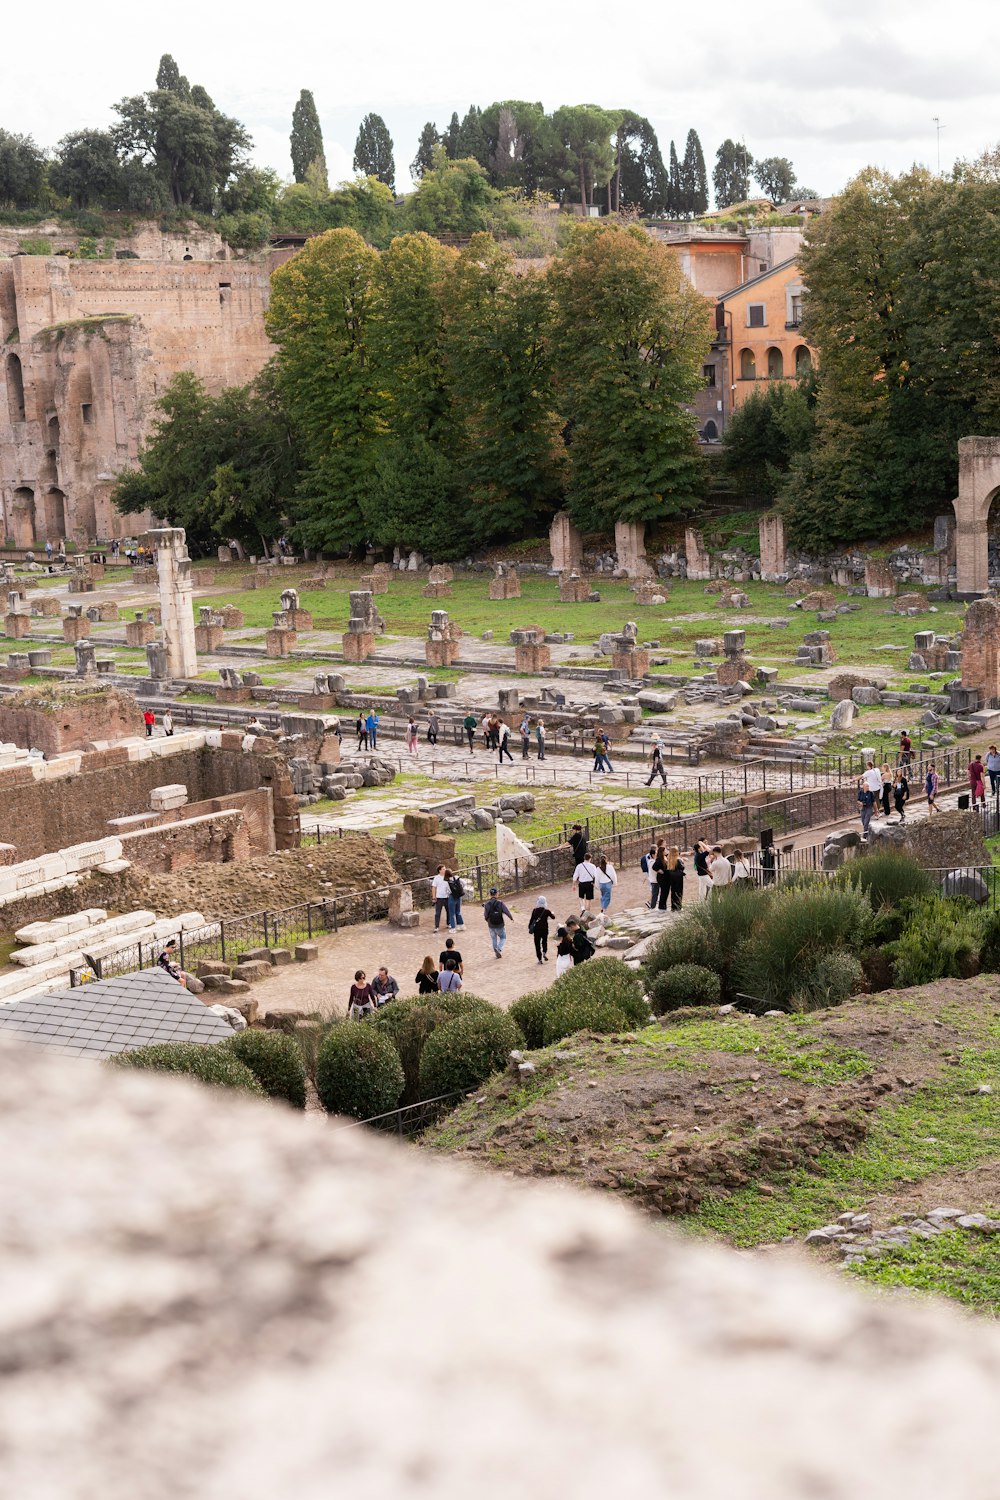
[565,917,595,965]
[568,824,588,863]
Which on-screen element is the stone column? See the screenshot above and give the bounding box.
[684,528,712,581]
[758,514,787,581]
[614,520,653,578]
[864,558,897,598]
[549,512,584,574]
[149,527,197,679]
[960,597,1000,708]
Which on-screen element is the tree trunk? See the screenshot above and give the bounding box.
[578,159,587,208]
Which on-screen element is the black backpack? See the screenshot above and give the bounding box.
[573,931,596,962]
[484,898,503,926]
[449,876,463,900]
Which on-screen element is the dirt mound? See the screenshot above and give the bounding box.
[86,834,398,920]
[425,984,993,1218]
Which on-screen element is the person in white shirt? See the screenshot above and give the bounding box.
[731,849,753,882]
[431,866,452,930]
[573,857,603,915]
[596,854,617,912]
[709,847,732,890]
[862,761,882,797]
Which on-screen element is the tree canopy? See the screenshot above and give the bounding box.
[713,139,752,208]
[353,113,395,192]
[290,90,326,188]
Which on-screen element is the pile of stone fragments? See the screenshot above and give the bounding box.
[800,1203,1000,1269]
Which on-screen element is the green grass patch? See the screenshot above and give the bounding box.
[847,1228,1000,1315]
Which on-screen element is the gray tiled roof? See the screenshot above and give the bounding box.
[0,969,233,1058]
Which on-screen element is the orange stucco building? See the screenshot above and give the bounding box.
[718,257,815,409]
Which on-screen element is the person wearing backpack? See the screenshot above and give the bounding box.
[520,715,531,759]
[463,712,477,752]
[483,887,515,957]
[432,865,452,930]
[446,870,465,930]
[565,917,595,965]
[527,895,555,964]
[438,962,463,992]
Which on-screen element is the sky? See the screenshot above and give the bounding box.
[4,0,996,200]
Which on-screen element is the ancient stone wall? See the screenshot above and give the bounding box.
[119,807,253,874]
[960,597,1000,708]
[0,685,142,755]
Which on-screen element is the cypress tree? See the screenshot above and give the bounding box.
[444,112,461,158]
[681,129,708,216]
[290,89,326,187]
[411,122,440,180]
[353,114,396,192]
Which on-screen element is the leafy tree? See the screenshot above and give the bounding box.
[220,164,280,215]
[713,138,752,208]
[155,54,187,93]
[401,151,494,235]
[51,130,122,209]
[679,129,708,215]
[290,89,326,187]
[266,227,382,550]
[753,155,795,203]
[552,104,617,207]
[666,140,681,215]
[456,105,489,166]
[411,121,440,180]
[480,100,558,194]
[113,368,299,554]
[448,234,564,544]
[548,222,710,530]
[353,113,395,191]
[0,130,47,209]
[722,379,816,503]
[615,112,667,214]
[444,112,461,158]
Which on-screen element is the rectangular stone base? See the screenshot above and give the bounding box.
[4,614,31,638]
[425,641,459,667]
[422,582,452,598]
[559,575,591,603]
[266,627,297,657]
[62,617,90,642]
[285,609,313,630]
[343,631,374,663]
[216,686,252,704]
[515,643,552,673]
[716,657,752,686]
[125,621,155,647]
[611,649,649,680]
[194,625,225,653]
[390,912,420,928]
[298,693,339,711]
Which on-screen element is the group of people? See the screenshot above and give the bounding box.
[142,708,174,738]
[856,755,914,835]
[640,839,757,911]
[355,711,380,750]
[460,712,547,760]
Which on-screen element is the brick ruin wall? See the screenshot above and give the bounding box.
[0,688,144,755]
[0,255,273,545]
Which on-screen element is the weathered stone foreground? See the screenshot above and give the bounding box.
[2,1043,999,1497]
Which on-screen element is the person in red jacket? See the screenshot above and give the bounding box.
[969,753,986,808]
[143,709,155,738]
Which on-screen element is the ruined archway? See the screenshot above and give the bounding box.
[43,489,66,541]
[954,437,1000,597]
[11,487,36,547]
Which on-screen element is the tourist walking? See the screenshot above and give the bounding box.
[356,714,368,751]
[987,745,1000,796]
[415,957,439,995]
[573,855,603,915]
[520,715,531,759]
[348,970,376,1019]
[463,712,477,752]
[536,719,546,760]
[666,846,685,911]
[970,753,986,808]
[447,869,465,929]
[406,718,419,755]
[645,744,668,787]
[709,846,732,890]
[162,710,174,738]
[565,918,595,965]
[439,937,463,976]
[880,763,893,819]
[592,732,611,774]
[498,720,514,763]
[555,925,574,976]
[365,710,379,749]
[437,962,463,992]
[857,777,875,838]
[483,887,515,957]
[44,540,52,561]
[568,823,588,863]
[528,895,555,963]
[432,865,452,930]
[892,769,910,822]
[600,731,615,773]
[899,730,912,768]
[926,763,940,814]
[641,843,658,908]
[693,841,713,900]
[862,761,882,799]
[481,714,494,750]
[596,853,617,912]
[426,712,438,746]
[652,841,670,911]
[143,708,155,738]
[371,967,399,1006]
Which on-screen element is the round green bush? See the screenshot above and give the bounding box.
[417,1009,521,1101]
[649,963,722,1014]
[540,959,650,1045]
[108,1041,265,1097]
[789,951,865,1012]
[222,1029,307,1109]
[509,989,551,1049]
[645,885,772,1003]
[315,1023,404,1120]
[644,918,723,985]
[374,992,494,1103]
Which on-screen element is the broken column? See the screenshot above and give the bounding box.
[68,557,96,594]
[73,641,97,678]
[610,621,649,680]
[684,528,712,581]
[5,592,31,639]
[632,579,668,606]
[150,527,198,680]
[423,564,454,599]
[62,606,90,643]
[795,630,837,669]
[280,587,313,631]
[558,572,596,603]
[549,512,583,574]
[759,514,787,581]
[343,590,381,664]
[370,562,392,594]
[145,642,169,681]
[488,562,521,600]
[125,610,155,648]
[216,666,251,704]
[960,597,1000,709]
[266,611,297,658]
[194,607,225,653]
[511,626,552,674]
[614,519,653,578]
[716,629,753,686]
[864,557,897,598]
[425,610,461,668]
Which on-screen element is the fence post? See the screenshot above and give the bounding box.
[476,859,483,900]
[220,920,226,964]
[263,911,269,948]
[178,931,185,973]
[307,903,313,939]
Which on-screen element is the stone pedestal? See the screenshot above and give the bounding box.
[220,605,245,629]
[632,581,668,606]
[195,623,225,653]
[63,615,90,642]
[864,557,897,598]
[549,511,584,574]
[716,656,752,686]
[31,595,61,618]
[343,631,375,663]
[266,627,297,658]
[426,637,460,668]
[611,648,649,680]
[388,885,419,928]
[488,563,521,600]
[68,578,95,594]
[74,641,97,678]
[125,617,155,648]
[146,642,169,680]
[370,563,392,594]
[614,519,653,578]
[515,642,551,673]
[347,590,384,636]
[759,514,787,581]
[150,527,198,679]
[423,581,452,599]
[216,685,252,704]
[92,601,119,623]
[559,573,592,603]
[280,609,311,631]
[684,528,712,581]
[4,613,31,639]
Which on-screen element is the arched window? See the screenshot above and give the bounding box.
[701,419,718,442]
[6,354,25,422]
[739,348,756,380]
[767,347,784,380]
[795,345,812,377]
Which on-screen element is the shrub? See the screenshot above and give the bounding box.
[222,1029,306,1108]
[108,1041,265,1096]
[789,951,866,1012]
[644,917,723,985]
[374,993,494,1103]
[540,959,649,1045]
[645,885,772,1002]
[315,1023,404,1120]
[978,910,1000,974]
[838,851,934,909]
[509,989,550,1049]
[889,897,984,988]
[417,1009,521,1100]
[649,963,722,1014]
[734,885,872,1011]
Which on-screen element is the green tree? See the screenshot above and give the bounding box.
[722,379,817,503]
[411,121,440,180]
[51,130,122,209]
[552,104,617,207]
[220,164,280,214]
[680,129,708,215]
[266,227,382,550]
[456,105,489,166]
[401,151,494,235]
[666,140,681,215]
[112,369,299,554]
[0,130,47,208]
[480,100,559,194]
[353,113,395,191]
[615,112,668,213]
[548,222,710,530]
[753,155,795,203]
[444,111,461,158]
[448,234,563,544]
[290,89,326,187]
[713,138,752,208]
[155,54,186,93]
